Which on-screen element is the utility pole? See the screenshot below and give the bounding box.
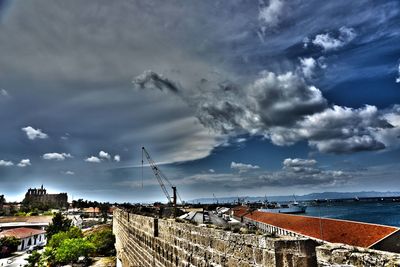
[172,186,177,218]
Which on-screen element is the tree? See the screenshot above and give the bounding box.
[0,236,20,257]
[26,251,41,267]
[54,238,94,264]
[48,227,83,249]
[99,203,110,222]
[87,228,115,256]
[46,213,72,239]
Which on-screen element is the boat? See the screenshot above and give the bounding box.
[258,195,307,214]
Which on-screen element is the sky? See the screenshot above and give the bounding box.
[0,0,399,203]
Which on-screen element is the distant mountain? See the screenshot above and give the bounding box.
[189,191,400,204]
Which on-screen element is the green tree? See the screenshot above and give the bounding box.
[0,236,20,257]
[54,238,94,264]
[48,227,83,249]
[99,203,110,223]
[46,212,72,239]
[26,251,41,267]
[87,228,115,256]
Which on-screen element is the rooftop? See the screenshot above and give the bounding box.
[236,208,399,248]
[0,216,52,224]
[0,227,46,239]
[83,207,100,213]
[231,206,249,218]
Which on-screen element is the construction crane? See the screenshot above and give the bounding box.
[141,147,182,206]
[213,193,219,205]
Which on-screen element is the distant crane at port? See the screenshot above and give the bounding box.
[141,147,182,206]
[213,193,219,204]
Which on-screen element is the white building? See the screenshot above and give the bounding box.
[0,227,46,251]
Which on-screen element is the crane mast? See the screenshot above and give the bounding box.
[141,147,178,205]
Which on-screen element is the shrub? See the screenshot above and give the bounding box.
[54,238,95,264]
[26,251,41,267]
[48,227,83,249]
[87,228,116,256]
[0,236,20,257]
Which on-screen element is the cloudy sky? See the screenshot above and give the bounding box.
[0,0,399,203]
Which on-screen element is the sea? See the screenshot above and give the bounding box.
[304,201,400,227]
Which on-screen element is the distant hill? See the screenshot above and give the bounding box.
[189,191,400,204]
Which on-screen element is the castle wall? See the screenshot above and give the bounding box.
[113,209,318,267]
[113,209,400,267]
[316,243,400,266]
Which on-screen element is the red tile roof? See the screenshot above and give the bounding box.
[244,210,399,248]
[232,206,250,218]
[0,227,46,239]
[83,207,100,213]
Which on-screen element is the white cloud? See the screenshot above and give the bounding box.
[85,156,101,163]
[0,160,14,167]
[299,57,317,79]
[231,161,260,173]
[311,26,356,51]
[396,63,400,83]
[299,57,327,79]
[283,158,317,167]
[114,155,121,162]
[17,159,31,167]
[61,133,70,140]
[99,151,111,160]
[209,168,215,173]
[21,126,48,140]
[42,152,72,161]
[63,170,75,175]
[269,105,389,153]
[0,89,9,97]
[258,0,284,28]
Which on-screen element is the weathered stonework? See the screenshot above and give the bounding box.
[113,209,400,267]
[23,185,68,209]
[316,243,400,267]
[113,209,317,267]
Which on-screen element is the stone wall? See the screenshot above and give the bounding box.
[113,209,400,267]
[113,209,318,267]
[317,243,400,266]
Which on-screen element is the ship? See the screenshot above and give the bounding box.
[258,195,307,214]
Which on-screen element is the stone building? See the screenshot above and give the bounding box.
[23,185,68,209]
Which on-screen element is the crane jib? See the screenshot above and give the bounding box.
[141,147,182,205]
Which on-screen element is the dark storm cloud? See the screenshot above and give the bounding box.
[0,0,399,201]
[137,68,398,154]
[130,0,400,155]
[133,71,180,94]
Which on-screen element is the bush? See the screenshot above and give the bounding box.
[87,228,115,256]
[0,236,20,257]
[42,210,54,216]
[55,238,95,264]
[26,251,41,267]
[48,227,83,249]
